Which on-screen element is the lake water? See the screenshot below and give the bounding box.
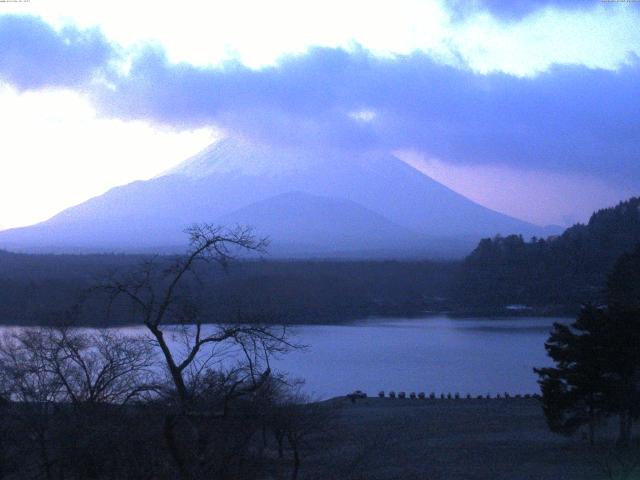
[276,316,567,399]
[0,316,568,400]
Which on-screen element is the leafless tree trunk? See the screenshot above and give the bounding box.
[101,224,299,479]
[0,324,160,479]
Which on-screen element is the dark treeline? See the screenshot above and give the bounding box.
[2,197,640,325]
[454,197,640,313]
[0,252,458,326]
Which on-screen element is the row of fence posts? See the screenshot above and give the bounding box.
[378,391,540,399]
[346,391,541,401]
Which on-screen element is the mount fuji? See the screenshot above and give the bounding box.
[0,138,554,258]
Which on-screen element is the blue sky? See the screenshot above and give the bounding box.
[0,0,638,229]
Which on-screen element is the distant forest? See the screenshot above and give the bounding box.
[0,254,457,326]
[455,197,640,313]
[1,197,639,326]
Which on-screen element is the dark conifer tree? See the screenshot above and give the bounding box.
[535,305,611,444]
[608,244,640,312]
[606,245,640,445]
[536,245,640,446]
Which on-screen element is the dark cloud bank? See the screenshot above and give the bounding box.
[1,14,639,186]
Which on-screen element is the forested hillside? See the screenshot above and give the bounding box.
[454,197,640,312]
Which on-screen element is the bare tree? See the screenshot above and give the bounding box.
[0,326,160,479]
[0,329,65,480]
[267,384,332,480]
[101,224,298,480]
[0,225,301,479]
[1,327,158,406]
[45,327,158,405]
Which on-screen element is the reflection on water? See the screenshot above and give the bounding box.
[0,316,570,400]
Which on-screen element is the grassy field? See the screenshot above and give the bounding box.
[297,397,634,480]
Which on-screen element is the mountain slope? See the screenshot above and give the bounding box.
[216,191,424,257]
[0,137,551,256]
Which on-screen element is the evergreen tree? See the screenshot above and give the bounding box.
[536,246,640,446]
[608,244,640,312]
[600,308,640,445]
[606,245,640,445]
[534,305,611,444]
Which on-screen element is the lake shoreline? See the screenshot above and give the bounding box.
[0,307,576,328]
[1,316,569,399]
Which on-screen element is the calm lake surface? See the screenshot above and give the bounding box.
[0,316,568,400]
[277,316,568,399]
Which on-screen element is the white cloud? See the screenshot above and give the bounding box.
[5,0,448,68]
[0,86,217,230]
[452,5,640,76]
[349,109,377,122]
[5,0,638,75]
